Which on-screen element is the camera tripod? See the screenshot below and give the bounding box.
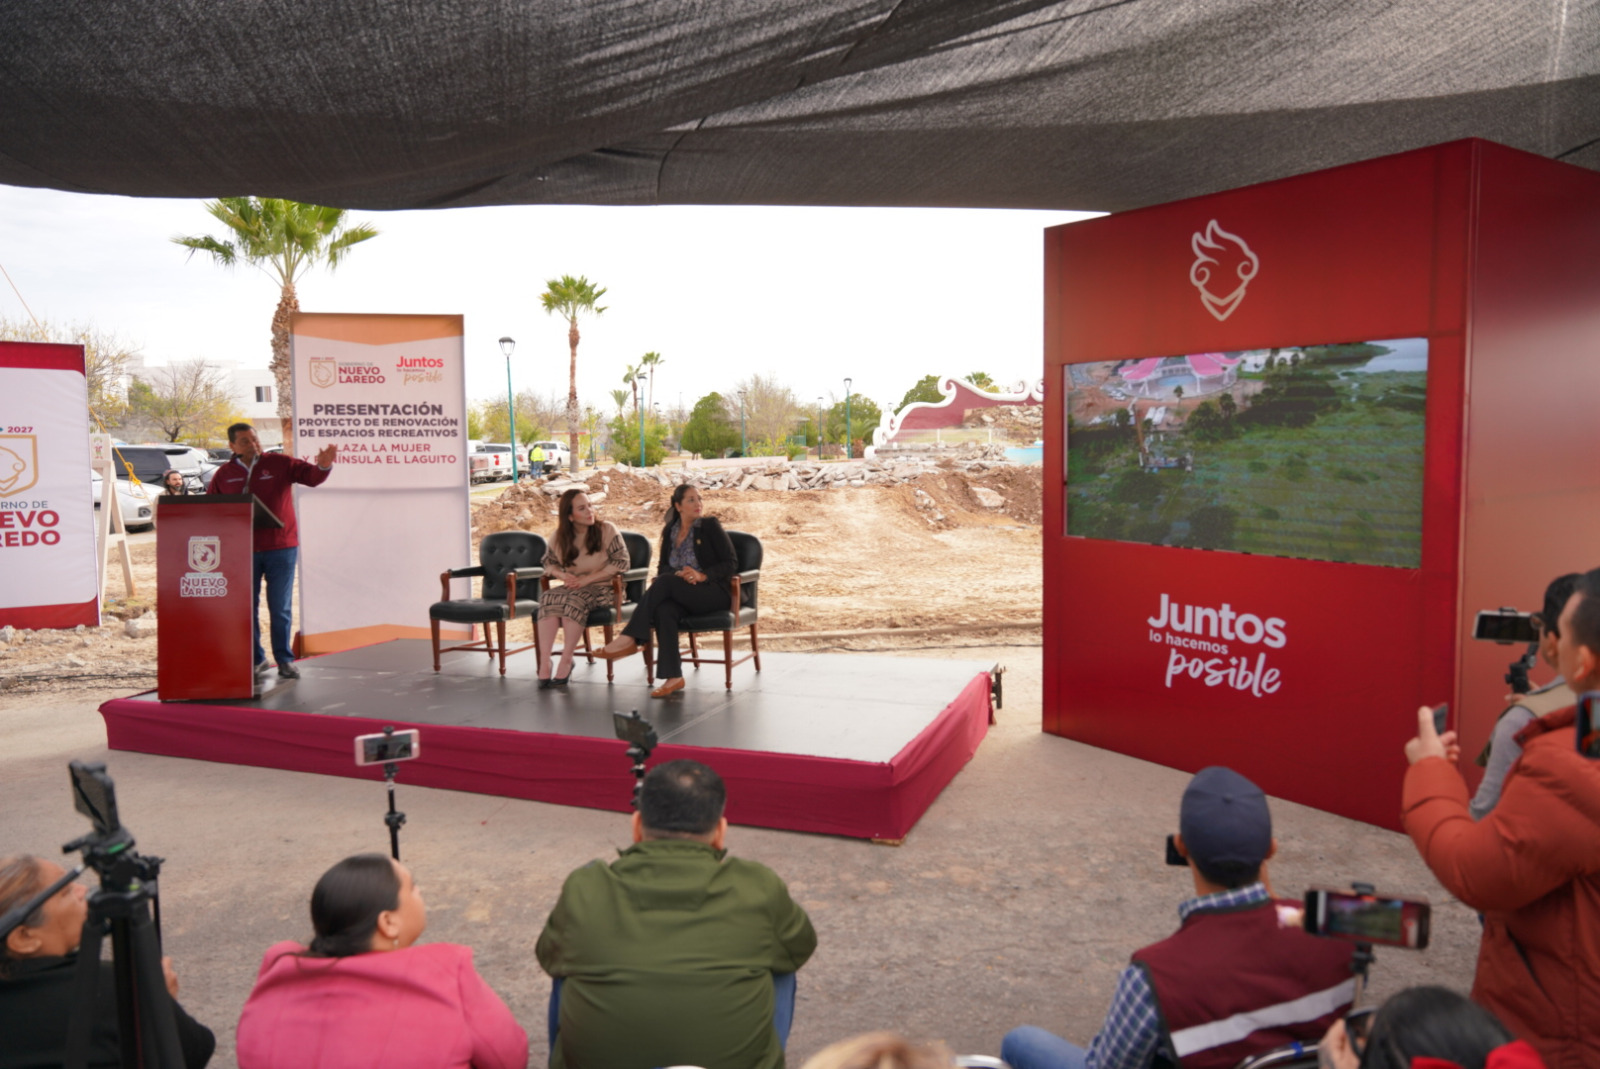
[62,827,184,1069]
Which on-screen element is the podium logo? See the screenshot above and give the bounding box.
[0,435,38,498]
[309,356,337,389]
[1189,220,1259,322]
[180,535,227,597]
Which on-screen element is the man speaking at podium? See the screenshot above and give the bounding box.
[206,423,337,680]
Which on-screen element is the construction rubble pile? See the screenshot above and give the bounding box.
[473,445,1040,541]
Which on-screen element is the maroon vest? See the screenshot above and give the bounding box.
[1132,899,1355,1069]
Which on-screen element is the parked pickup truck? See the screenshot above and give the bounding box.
[469,446,510,483]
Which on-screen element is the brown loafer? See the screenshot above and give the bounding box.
[650,677,686,699]
[596,640,639,661]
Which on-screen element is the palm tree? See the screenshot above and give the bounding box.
[540,275,607,473]
[622,362,643,416]
[609,389,629,417]
[640,351,664,410]
[173,198,377,446]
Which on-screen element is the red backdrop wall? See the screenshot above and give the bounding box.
[1043,140,1600,830]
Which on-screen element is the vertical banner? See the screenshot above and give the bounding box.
[290,314,471,653]
[0,342,98,629]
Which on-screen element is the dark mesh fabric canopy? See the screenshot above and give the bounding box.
[3,0,1597,211]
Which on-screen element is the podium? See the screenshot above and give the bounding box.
[156,495,281,701]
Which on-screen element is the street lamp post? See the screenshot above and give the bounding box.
[844,377,853,460]
[816,396,823,458]
[738,390,748,457]
[636,371,650,467]
[499,336,518,480]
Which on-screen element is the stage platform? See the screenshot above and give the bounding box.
[98,640,995,841]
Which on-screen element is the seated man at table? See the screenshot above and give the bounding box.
[536,759,816,1069]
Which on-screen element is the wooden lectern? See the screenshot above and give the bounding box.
[156,495,281,700]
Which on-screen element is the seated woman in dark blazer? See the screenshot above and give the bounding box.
[600,484,736,697]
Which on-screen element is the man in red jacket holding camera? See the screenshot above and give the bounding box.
[206,423,336,680]
[1403,566,1600,1069]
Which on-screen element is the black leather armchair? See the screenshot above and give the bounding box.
[543,529,655,684]
[680,529,762,690]
[429,531,546,675]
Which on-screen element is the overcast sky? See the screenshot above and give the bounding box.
[0,183,1095,419]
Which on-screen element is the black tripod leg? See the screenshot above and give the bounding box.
[64,915,107,1069]
[127,902,186,1069]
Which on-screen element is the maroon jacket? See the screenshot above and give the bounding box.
[207,452,330,551]
[1404,705,1600,1069]
[1132,898,1355,1068]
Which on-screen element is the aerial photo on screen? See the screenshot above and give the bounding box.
[1065,338,1428,568]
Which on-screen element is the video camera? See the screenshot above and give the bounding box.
[1473,607,1542,695]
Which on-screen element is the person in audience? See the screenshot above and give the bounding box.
[799,1032,956,1069]
[235,853,526,1069]
[537,759,816,1069]
[160,468,190,496]
[1403,566,1600,1069]
[1319,985,1544,1069]
[0,854,216,1068]
[1002,766,1354,1069]
[1471,572,1580,819]
[537,488,628,688]
[598,484,739,698]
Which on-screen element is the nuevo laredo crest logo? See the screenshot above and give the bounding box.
[309,356,337,389]
[0,434,38,498]
[180,535,227,597]
[1189,220,1259,322]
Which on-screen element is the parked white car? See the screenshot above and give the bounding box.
[91,472,157,531]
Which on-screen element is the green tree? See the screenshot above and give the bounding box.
[897,374,943,412]
[680,392,739,458]
[609,388,629,417]
[467,407,485,440]
[965,371,1000,392]
[825,395,882,448]
[610,413,668,467]
[539,274,607,473]
[1218,391,1237,422]
[1185,400,1227,441]
[1173,385,1185,404]
[173,198,377,445]
[622,362,643,415]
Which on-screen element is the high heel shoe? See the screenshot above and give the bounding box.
[553,674,570,687]
[538,678,554,690]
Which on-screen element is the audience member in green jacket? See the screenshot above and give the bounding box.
[536,759,817,1069]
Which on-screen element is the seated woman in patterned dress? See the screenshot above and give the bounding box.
[537,488,628,688]
[598,484,737,698]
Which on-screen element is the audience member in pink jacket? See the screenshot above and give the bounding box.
[236,854,527,1069]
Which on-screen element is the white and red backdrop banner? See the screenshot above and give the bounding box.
[0,341,98,629]
[290,313,471,653]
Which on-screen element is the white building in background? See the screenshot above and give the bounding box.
[121,355,282,444]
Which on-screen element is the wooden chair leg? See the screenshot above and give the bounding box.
[688,631,700,666]
[643,643,655,686]
[485,621,494,658]
[582,627,596,664]
[531,614,543,671]
[496,620,507,675]
[431,619,441,672]
[722,629,734,690]
[750,621,761,672]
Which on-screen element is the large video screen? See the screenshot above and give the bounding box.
[1065,338,1427,568]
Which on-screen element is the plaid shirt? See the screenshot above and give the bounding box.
[1084,883,1271,1069]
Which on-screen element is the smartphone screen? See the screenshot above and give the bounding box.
[1304,888,1430,949]
[1473,611,1539,644]
[1432,704,1449,735]
[354,730,420,766]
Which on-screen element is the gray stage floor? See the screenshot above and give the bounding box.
[132,639,996,763]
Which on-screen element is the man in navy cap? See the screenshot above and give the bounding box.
[1001,767,1355,1069]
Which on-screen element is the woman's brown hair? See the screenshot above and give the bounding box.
[0,855,47,976]
[553,488,603,567]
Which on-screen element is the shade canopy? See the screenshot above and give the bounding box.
[3,0,1596,212]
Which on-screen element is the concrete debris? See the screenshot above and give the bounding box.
[125,617,157,638]
[972,487,1006,508]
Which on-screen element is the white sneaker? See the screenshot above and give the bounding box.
[254,661,274,678]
